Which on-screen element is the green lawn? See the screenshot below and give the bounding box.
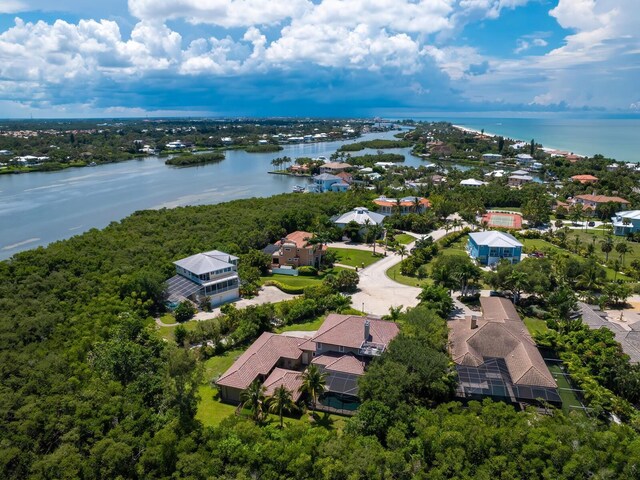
[260,267,345,290]
[523,317,549,336]
[521,238,631,281]
[277,315,326,333]
[386,261,431,288]
[156,320,198,342]
[159,313,176,325]
[394,233,415,245]
[328,247,382,268]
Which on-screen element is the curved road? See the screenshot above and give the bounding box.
[352,226,458,316]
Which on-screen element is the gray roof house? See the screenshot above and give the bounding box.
[167,250,240,307]
[333,207,386,227]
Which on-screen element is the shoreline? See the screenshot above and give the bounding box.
[452,123,591,159]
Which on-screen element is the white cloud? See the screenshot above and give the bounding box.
[0,0,27,13]
[128,0,313,28]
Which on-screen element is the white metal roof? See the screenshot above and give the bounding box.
[469,231,523,248]
[334,207,385,226]
[173,250,238,275]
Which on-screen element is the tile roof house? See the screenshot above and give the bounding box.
[269,230,326,269]
[449,297,560,406]
[216,332,305,403]
[216,315,399,408]
[467,231,523,265]
[570,194,629,213]
[373,196,431,216]
[166,250,240,307]
[571,174,599,184]
[301,314,400,401]
[320,162,352,174]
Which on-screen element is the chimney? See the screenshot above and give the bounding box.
[470,315,479,329]
[364,319,371,341]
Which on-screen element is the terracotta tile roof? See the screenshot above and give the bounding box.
[573,194,629,205]
[311,353,366,375]
[373,196,431,208]
[322,162,352,169]
[449,298,556,388]
[216,332,303,391]
[281,231,314,249]
[336,171,353,182]
[262,367,304,402]
[571,174,599,183]
[301,314,399,350]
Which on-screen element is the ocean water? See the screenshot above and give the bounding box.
[435,117,640,163]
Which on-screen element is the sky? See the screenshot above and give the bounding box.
[0,0,638,118]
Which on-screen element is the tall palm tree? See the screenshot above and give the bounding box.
[369,224,384,255]
[616,242,630,267]
[573,235,581,254]
[395,245,408,261]
[601,236,613,262]
[267,385,296,429]
[241,379,266,424]
[299,364,327,411]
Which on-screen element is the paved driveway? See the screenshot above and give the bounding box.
[350,226,459,316]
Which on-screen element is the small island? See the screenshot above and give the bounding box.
[339,139,412,152]
[244,144,284,153]
[165,152,225,166]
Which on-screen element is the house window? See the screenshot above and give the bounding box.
[317,343,322,351]
[339,345,345,353]
[489,248,499,257]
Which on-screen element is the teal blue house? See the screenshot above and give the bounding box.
[467,231,523,265]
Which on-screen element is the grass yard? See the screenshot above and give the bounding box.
[329,247,381,268]
[159,313,176,325]
[567,229,640,265]
[521,238,631,281]
[156,320,198,342]
[386,261,431,288]
[277,315,325,333]
[394,233,415,245]
[260,267,345,290]
[523,317,549,336]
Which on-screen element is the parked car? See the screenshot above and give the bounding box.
[588,221,595,227]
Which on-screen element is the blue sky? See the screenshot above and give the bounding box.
[0,0,638,118]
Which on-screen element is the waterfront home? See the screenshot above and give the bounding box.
[217,315,399,408]
[570,194,629,214]
[460,178,487,187]
[482,153,502,163]
[449,297,560,406]
[333,207,386,229]
[515,153,534,165]
[221,137,233,145]
[165,140,186,149]
[508,174,534,187]
[571,174,599,184]
[166,250,240,307]
[269,231,326,269]
[373,195,430,216]
[312,173,348,192]
[467,231,523,265]
[319,162,352,174]
[612,210,640,236]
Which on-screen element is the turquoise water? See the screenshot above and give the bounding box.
[438,117,640,163]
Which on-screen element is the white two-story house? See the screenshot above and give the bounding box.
[166,250,240,307]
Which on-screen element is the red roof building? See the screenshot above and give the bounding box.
[570,174,599,184]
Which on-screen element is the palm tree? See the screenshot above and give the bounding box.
[369,224,384,255]
[267,385,296,429]
[573,235,581,254]
[363,219,372,245]
[395,245,408,261]
[241,379,266,424]
[299,364,327,411]
[616,242,630,267]
[601,236,613,262]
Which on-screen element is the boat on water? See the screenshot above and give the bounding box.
[292,185,306,193]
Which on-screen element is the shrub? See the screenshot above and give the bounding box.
[297,266,318,276]
[174,301,196,323]
[263,280,304,295]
